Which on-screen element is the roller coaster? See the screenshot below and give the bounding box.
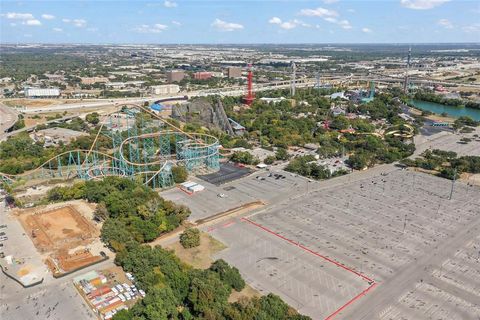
[0,103,220,189]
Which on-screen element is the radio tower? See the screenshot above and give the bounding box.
[403,46,411,93]
[244,63,254,106]
[291,61,296,97]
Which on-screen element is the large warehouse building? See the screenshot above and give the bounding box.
[24,87,61,98]
[150,84,180,95]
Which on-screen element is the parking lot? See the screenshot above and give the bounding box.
[414,127,480,157]
[205,167,480,320]
[0,273,97,320]
[161,168,309,222]
[0,201,47,286]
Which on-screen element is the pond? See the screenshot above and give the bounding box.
[410,100,480,121]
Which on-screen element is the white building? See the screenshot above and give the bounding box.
[24,87,60,98]
[150,84,180,95]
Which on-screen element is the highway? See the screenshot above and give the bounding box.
[2,74,479,140]
[0,103,19,133]
[0,113,82,141]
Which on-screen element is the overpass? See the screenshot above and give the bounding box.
[0,103,19,133]
[0,114,81,141]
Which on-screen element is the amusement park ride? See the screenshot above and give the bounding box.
[0,104,221,189]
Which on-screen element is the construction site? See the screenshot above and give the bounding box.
[15,202,106,277]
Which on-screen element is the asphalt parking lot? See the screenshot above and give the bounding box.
[414,128,480,157]
[205,167,480,320]
[0,273,97,320]
[160,168,309,222]
[0,202,47,286]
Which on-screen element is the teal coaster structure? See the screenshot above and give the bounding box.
[0,103,220,189]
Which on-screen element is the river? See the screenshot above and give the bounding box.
[410,99,480,121]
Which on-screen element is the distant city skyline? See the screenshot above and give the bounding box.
[1,0,479,44]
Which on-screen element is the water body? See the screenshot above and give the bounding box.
[410,99,480,121]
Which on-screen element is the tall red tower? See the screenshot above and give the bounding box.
[243,64,254,106]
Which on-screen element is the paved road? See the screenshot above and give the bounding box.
[0,104,18,133]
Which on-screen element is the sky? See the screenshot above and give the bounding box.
[1,0,479,44]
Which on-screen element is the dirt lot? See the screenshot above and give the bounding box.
[15,201,103,275]
[165,232,226,269]
[18,205,97,253]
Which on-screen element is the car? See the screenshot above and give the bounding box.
[0,232,5,236]
[0,243,4,247]
[0,236,8,241]
[0,225,7,229]
[217,193,227,198]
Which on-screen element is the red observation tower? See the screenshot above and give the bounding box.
[243,64,254,106]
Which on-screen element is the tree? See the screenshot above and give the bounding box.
[264,155,276,165]
[275,148,290,161]
[172,166,188,183]
[230,151,259,165]
[93,202,108,221]
[187,270,230,317]
[210,259,245,292]
[85,112,100,125]
[346,153,370,170]
[329,115,350,130]
[180,228,200,248]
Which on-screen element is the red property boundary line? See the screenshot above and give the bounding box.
[241,217,377,320]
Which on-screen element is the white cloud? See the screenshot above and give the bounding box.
[62,18,86,27]
[323,0,340,3]
[41,14,55,20]
[172,20,182,26]
[53,27,63,32]
[3,12,34,20]
[24,19,42,26]
[280,22,297,30]
[300,8,353,30]
[293,19,311,28]
[72,19,87,27]
[269,18,310,30]
[134,23,168,33]
[462,23,480,33]
[338,19,352,29]
[154,24,168,30]
[269,17,282,25]
[164,0,177,8]
[437,19,453,29]
[400,0,450,10]
[211,19,244,32]
[362,27,372,33]
[299,7,338,18]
